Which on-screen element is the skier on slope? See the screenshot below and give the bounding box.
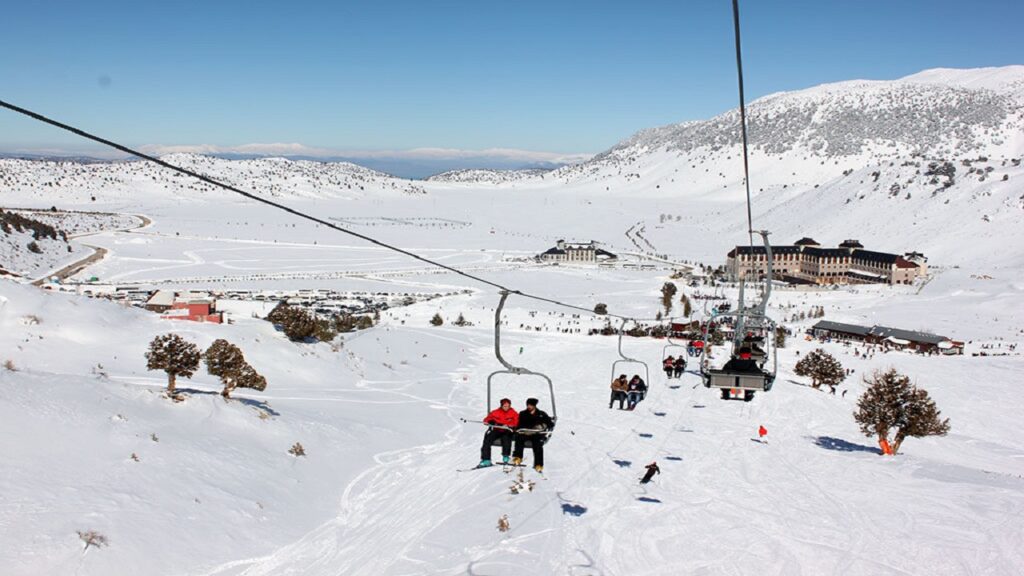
[512,397,554,473]
[478,398,519,467]
[640,461,661,484]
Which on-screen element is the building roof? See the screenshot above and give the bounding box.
[729,245,802,256]
[803,247,852,258]
[851,249,900,264]
[894,257,919,269]
[839,239,864,248]
[812,320,873,336]
[542,248,566,255]
[146,290,176,307]
[794,237,820,246]
[869,326,949,345]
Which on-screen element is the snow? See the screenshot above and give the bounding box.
[1,65,1024,575]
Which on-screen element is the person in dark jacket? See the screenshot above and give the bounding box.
[640,461,661,484]
[512,397,554,472]
[626,375,647,410]
[479,398,519,467]
[672,356,686,378]
[663,356,675,378]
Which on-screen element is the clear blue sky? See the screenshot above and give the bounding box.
[1,0,1021,156]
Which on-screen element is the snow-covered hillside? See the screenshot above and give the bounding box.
[1,65,1024,575]
[426,168,553,185]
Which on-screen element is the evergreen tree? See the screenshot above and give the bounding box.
[854,368,950,454]
[204,339,247,397]
[234,363,268,396]
[680,293,692,318]
[430,313,444,326]
[774,326,787,348]
[267,304,317,341]
[661,282,677,314]
[145,333,200,394]
[794,348,845,390]
[593,303,608,315]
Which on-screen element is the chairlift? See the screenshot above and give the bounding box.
[486,291,556,448]
[611,318,651,399]
[662,331,688,361]
[700,231,778,401]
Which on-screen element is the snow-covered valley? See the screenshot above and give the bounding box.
[1,66,1023,575]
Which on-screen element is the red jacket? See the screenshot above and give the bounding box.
[484,407,519,429]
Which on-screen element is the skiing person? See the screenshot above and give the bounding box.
[640,461,660,484]
[672,355,686,378]
[479,398,519,467]
[609,374,629,409]
[663,356,675,378]
[758,425,768,442]
[626,374,647,410]
[512,397,554,472]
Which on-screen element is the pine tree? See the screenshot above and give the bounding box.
[794,348,845,390]
[854,369,950,454]
[774,326,787,348]
[430,313,444,326]
[234,363,268,395]
[661,282,677,314]
[593,303,608,315]
[145,333,200,395]
[204,339,247,397]
[680,293,692,318]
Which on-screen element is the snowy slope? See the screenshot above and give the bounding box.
[1,65,1024,575]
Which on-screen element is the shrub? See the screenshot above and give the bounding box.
[854,368,950,454]
[204,339,247,397]
[794,348,844,390]
[145,334,201,395]
[430,313,444,326]
[593,303,608,315]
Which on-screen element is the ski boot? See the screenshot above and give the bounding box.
[502,456,510,464]
[534,465,543,473]
[512,457,522,466]
[478,459,493,468]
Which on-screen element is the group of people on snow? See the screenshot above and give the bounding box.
[662,355,686,378]
[479,397,554,472]
[609,374,647,410]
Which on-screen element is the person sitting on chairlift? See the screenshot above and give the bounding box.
[512,398,554,472]
[478,398,519,467]
[663,356,675,378]
[722,347,760,374]
[672,355,686,378]
[626,374,647,410]
[609,374,629,409]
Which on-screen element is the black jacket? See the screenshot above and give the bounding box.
[517,408,554,432]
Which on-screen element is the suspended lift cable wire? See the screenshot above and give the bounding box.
[731,0,756,253]
[0,98,682,324]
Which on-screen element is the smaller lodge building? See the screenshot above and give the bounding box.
[811,320,962,354]
[145,290,224,323]
[538,240,618,264]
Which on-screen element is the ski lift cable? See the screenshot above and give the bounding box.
[0,98,680,325]
[731,0,756,251]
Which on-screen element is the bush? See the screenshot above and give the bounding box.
[145,334,201,394]
[267,304,317,342]
[593,303,608,315]
[794,348,844,390]
[854,368,950,454]
[661,282,677,313]
[453,313,473,327]
[204,339,247,397]
[430,313,444,326]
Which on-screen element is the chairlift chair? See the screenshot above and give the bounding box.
[486,291,556,448]
[700,231,778,401]
[611,318,651,400]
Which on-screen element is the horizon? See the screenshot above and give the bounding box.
[2,1,1022,176]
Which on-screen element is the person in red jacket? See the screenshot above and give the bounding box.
[479,398,519,467]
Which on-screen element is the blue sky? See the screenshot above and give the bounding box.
[1,0,1021,164]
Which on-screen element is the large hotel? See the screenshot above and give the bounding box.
[726,238,927,285]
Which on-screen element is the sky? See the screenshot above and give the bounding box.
[1,0,1021,175]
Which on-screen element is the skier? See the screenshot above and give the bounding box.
[609,374,629,409]
[512,398,554,472]
[626,375,647,410]
[663,356,675,379]
[672,355,686,378]
[758,425,768,443]
[640,461,660,484]
[478,398,519,467]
